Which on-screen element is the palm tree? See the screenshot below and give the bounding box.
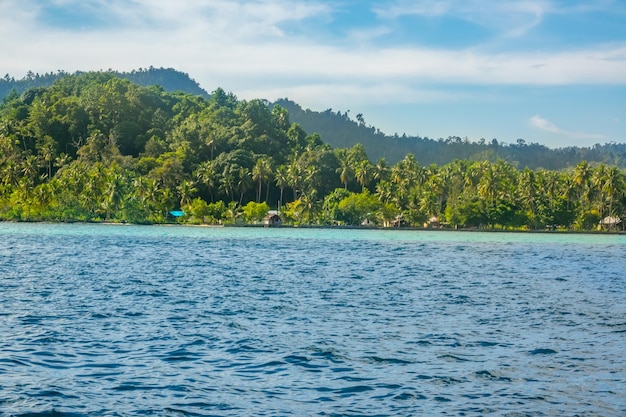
[252,157,273,203]
[236,167,253,205]
[589,164,608,217]
[574,161,592,212]
[158,187,176,216]
[21,154,40,188]
[103,170,125,221]
[287,159,303,200]
[40,137,55,180]
[600,166,624,219]
[177,179,197,208]
[355,160,372,192]
[219,170,236,202]
[518,168,538,228]
[464,161,485,191]
[54,153,72,173]
[372,158,388,183]
[274,164,289,209]
[376,180,393,204]
[195,161,217,202]
[298,190,318,224]
[425,171,446,217]
[478,163,499,226]
[1,159,20,187]
[337,161,354,190]
[33,183,52,219]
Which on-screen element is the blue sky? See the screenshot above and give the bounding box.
[1,0,625,148]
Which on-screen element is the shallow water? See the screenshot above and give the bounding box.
[1,223,625,416]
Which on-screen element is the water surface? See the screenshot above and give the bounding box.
[1,223,625,416]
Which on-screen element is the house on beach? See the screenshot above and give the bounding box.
[264,211,282,227]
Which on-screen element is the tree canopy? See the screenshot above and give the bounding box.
[276,99,626,170]
[1,72,625,231]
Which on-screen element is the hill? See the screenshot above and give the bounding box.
[2,68,625,169]
[275,99,626,170]
[1,71,624,230]
[0,67,209,99]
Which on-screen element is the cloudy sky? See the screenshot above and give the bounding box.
[1,0,625,148]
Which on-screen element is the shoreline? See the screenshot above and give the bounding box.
[2,219,625,235]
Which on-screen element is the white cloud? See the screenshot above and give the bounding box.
[374,0,626,42]
[529,115,605,140]
[1,0,626,118]
[529,115,562,134]
[1,1,625,81]
[374,0,550,39]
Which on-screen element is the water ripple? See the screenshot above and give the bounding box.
[1,223,625,416]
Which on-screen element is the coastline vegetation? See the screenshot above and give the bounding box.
[1,72,625,231]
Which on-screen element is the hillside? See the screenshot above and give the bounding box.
[275,99,626,170]
[2,68,625,169]
[0,67,209,99]
[1,71,625,230]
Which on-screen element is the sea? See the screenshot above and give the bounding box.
[0,222,625,416]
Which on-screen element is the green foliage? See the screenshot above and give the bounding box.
[1,71,625,231]
[577,210,602,231]
[275,99,626,170]
[322,188,352,224]
[242,201,270,223]
[337,191,381,226]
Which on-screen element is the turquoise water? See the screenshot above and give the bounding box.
[1,223,625,416]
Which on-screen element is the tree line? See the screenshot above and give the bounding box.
[4,69,626,171]
[277,99,626,170]
[0,67,209,103]
[0,72,624,230]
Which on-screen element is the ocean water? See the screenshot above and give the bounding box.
[0,223,625,416]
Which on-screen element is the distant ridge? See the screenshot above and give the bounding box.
[0,67,209,99]
[275,98,626,169]
[1,68,625,169]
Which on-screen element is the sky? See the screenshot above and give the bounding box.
[1,0,626,148]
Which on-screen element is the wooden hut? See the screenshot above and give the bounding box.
[264,212,282,227]
[599,216,621,230]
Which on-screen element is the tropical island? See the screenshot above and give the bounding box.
[0,69,624,231]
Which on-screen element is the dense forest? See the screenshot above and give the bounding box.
[277,99,626,170]
[0,71,625,230]
[3,68,626,170]
[0,67,209,100]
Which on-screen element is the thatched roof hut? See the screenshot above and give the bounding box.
[264,212,282,227]
[599,216,621,230]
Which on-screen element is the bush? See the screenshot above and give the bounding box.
[242,201,270,223]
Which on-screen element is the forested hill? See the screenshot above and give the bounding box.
[2,68,625,170]
[0,67,209,99]
[1,71,625,230]
[275,99,626,170]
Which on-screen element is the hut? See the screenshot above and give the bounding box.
[264,212,282,227]
[599,216,621,230]
[425,216,441,228]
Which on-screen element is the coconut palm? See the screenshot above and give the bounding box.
[177,179,197,208]
[236,167,253,205]
[219,170,236,202]
[518,168,538,228]
[355,160,372,192]
[573,161,592,211]
[337,160,354,190]
[195,160,217,202]
[274,164,289,209]
[600,166,624,219]
[252,157,273,203]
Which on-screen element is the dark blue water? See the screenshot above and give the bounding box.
[1,223,625,416]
